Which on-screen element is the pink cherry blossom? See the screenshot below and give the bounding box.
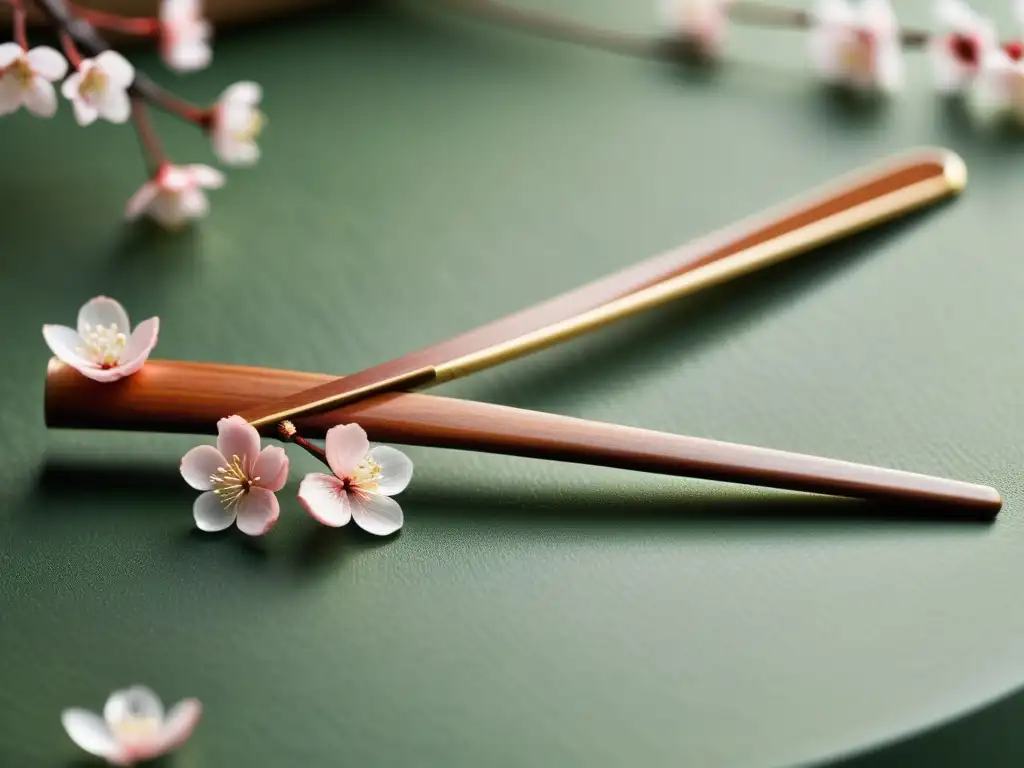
[181,415,289,536]
[929,0,997,94]
[43,296,159,383]
[658,0,732,58]
[61,685,201,766]
[809,0,904,94]
[0,43,68,117]
[125,162,224,230]
[968,43,1024,125]
[298,424,413,536]
[159,0,212,73]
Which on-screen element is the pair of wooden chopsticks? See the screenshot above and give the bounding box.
[44,147,1002,516]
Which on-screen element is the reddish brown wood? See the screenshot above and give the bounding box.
[46,359,1002,516]
[236,149,958,426]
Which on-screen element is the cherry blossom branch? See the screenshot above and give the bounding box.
[65,3,160,36]
[130,96,166,174]
[278,421,332,470]
[727,1,930,47]
[11,0,28,49]
[59,30,81,68]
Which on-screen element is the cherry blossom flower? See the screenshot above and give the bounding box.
[211,81,264,166]
[181,415,289,536]
[125,163,225,230]
[809,0,904,95]
[0,43,68,117]
[61,685,201,766]
[968,42,1024,125]
[160,0,212,73]
[43,296,159,384]
[658,0,732,59]
[929,0,997,94]
[298,423,413,536]
[61,50,136,126]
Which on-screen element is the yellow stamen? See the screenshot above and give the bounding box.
[209,454,260,509]
[77,323,127,369]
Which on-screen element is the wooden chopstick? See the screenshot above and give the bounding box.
[237,147,966,428]
[44,359,1002,515]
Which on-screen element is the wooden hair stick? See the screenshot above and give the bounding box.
[237,147,966,428]
[45,359,1002,515]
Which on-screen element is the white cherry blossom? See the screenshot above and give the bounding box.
[160,0,212,73]
[61,50,136,126]
[658,0,732,59]
[0,43,68,117]
[125,163,225,230]
[43,296,159,383]
[62,685,201,766]
[968,43,1024,125]
[809,0,904,94]
[211,81,264,166]
[929,0,997,94]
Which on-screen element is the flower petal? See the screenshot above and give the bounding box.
[351,492,404,536]
[0,42,22,68]
[98,87,131,124]
[125,181,160,221]
[42,324,93,371]
[104,686,164,726]
[116,317,160,376]
[96,50,135,89]
[26,46,68,81]
[221,80,261,106]
[180,444,227,491]
[24,78,57,117]
[0,76,23,115]
[60,70,82,100]
[235,488,279,536]
[187,164,225,189]
[61,709,123,762]
[215,415,260,471]
[325,423,369,478]
[193,490,236,532]
[150,699,202,756]
[178,187,210,219]
[297,473,351,527]
[148,192,190,230]
[217,139,260,167]
[78,296,131,337]
[369,445,413,496]
[165,41,212,73]
[71,97,98,127]
[252,445,289,492]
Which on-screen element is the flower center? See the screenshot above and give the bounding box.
[11,56,33,87]
[233,108,265,143]
[111,716,162,746]
[78,322,126,368]
[347,456,382,494]
[79,65,108,102]
[840,29,875,79]
[949,34,979,67]
[210,454,260,508]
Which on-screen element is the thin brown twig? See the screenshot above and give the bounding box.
[279,421,332,469]
[65,2,160,36]
[11,0,28,49]
[130,96,166,175]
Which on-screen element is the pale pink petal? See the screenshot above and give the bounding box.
[104,686,164,726]
[235,488,279,536]
[217,139,259,166]
[98,87,131,124]
[369,445,413,496]
[71,97,98,126]
[221,80,261,106]
[78,296,130,337]
[350,492,404,536]
[325,423,369,478]
[60,70,82,100]
[297,473,352,527]
[0,76,23,115]
[0,42,22,68]
[61,709,123,762]
[148,193,189,230]
[165,40,212,73]
[24,78,57,117]
[861,0,897,34]
[180,444,227,491]
[116,317,159,375]
[178,187,209,219]
[215,415,260,471]
[252,445,289,492]
[809,28,843,82]
[930,37,967,92]
[96,50,135,89]
[42,324,94,371]
[150,699,201,756]
[193,491,236,532]
[160,0,198,23]
[26,46,68,80]
[875,41,905,93]
[159,165,192,192]
[188,164,225,189]
[125,181,160,221]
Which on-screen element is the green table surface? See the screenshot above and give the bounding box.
[4,1,1024,766]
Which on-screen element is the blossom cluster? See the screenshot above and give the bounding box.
[1,0,265,229]
[43,296,414,538]
[661,0,1024,124]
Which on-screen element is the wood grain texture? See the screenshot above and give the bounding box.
[45,358,1002,514]
[236,148,964,427]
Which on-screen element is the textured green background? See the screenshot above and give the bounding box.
[3,1,1024,766]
